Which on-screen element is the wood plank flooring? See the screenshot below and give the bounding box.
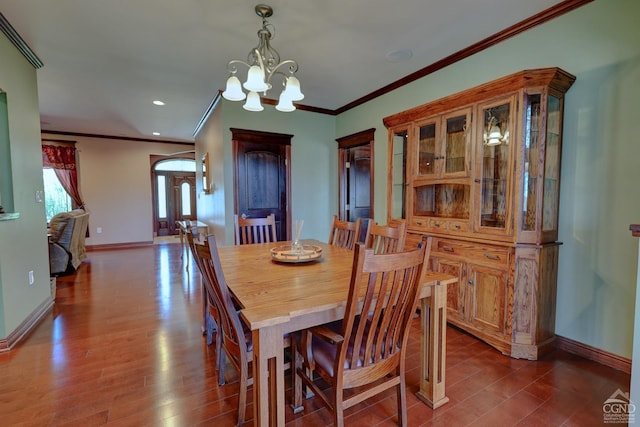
[0,243,630,426]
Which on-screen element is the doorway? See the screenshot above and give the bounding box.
[232,128,291,241]
[151,158,196,236]
[337,129,374,241]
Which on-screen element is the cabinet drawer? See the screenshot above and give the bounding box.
[412,218,469,233]
[429,218,447,230]
[435,239,510,265]
[448,221,468,232]
[411,217,429,227]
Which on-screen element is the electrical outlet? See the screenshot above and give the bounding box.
[97,227,102,234]
[28,270,34,285]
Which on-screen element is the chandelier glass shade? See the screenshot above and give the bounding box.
[222,4,303,112]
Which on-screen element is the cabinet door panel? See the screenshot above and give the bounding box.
[474,96,516,237]
[442,109,472,177]
[468,264,508,335]
[434,257,465,323]
[416,120,437,177]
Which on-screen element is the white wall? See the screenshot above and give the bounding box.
[335,0,640,358]
[42,132,193,245]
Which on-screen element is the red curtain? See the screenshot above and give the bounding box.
[42,145,85,209]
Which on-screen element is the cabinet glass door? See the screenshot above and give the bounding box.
[543,95,561,231]
[417,121,436,177]
[443,110,470,176]
[522,94,541,232]
[390,128,408,219]
[477,99,513,232]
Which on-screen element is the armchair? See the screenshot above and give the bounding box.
[48,209,89,276]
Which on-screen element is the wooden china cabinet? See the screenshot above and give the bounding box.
[384,68,575,359]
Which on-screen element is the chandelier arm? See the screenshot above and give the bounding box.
[227,59,252,74]
[264,60,299,86]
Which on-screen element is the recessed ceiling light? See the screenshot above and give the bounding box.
[385,49,413,63]
[152,132,160,136]
[152,100,165,106]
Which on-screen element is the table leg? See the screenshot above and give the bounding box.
[178,226,185,258]
[252,326,286,427]
[416,281,449,409]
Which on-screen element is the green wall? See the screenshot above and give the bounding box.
[0,32,51,339]
[335,0,640,358]
[197,100,336,246]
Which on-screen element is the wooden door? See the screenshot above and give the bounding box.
[155,171,196,236]
[337,129,374,242]
[346,146,371,222]
[233,128,291,241]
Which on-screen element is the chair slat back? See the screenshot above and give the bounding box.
[364,220,407,254]
[339,237,431,381]
[328,215,362,250]
[235,214,278,245]
[192,233,248,367]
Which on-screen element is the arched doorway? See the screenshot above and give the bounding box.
[151,157,196,236]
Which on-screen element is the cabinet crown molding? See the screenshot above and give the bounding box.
[383,68,575,128]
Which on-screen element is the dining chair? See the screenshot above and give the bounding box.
[186,231,221,352]
[364,219,407,254]
[328,215,362,250]
[192,233,292,425]
[234,213,278,245]
[191,233,255,424]
[291,236,432,427]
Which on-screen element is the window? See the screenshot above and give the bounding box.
[181,182,192,216]
[0,90,15,212]
[155,159,196,172]
[43,168,72,221]
[157,175,167,218]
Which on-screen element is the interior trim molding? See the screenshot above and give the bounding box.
[0,297,53,352]
[556,335,631,374]
[0,13,43,69]
[41,130,194,145]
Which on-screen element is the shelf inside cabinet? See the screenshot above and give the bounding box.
[414,183,470,219]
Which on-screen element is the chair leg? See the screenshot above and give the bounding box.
[334,395,345,427]
[238,359,249,425]
[291,337,304,414]
[205,312,216,345]
[397,373,408,427]
[218,351,226,386]
[215,329,222,372]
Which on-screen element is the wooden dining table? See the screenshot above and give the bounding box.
[217,239,456,426]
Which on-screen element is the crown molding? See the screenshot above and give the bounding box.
[0,13,43,69]
[41,130,193,145]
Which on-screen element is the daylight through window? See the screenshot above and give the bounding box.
[43,168,72,221]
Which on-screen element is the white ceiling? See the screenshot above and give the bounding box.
[0,0,566,142]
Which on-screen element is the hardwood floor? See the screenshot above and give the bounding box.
[0,243,629,426]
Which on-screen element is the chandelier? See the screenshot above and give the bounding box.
[222,4,304,112]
